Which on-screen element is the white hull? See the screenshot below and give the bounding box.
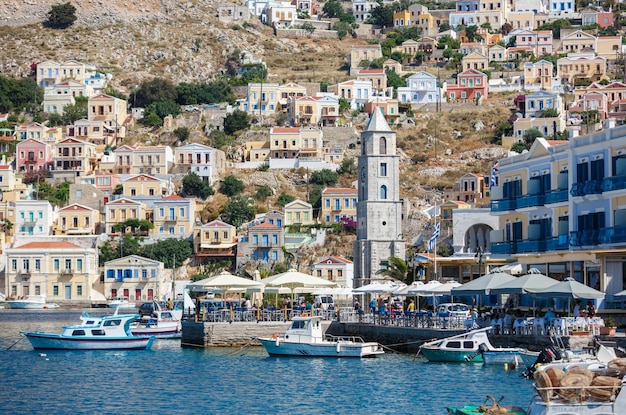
[130,326,181,339]
[24,333,154,350]
[108,302,136,309]
[7,301,59,309]
[258,338,384,357]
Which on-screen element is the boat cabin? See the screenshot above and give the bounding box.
[285,316,324,343]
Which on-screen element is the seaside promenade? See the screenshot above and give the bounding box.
[181,308,626,353]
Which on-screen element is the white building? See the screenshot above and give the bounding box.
[14,200,56,236]
[397,71,443,104]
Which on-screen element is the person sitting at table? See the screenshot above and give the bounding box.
[573,299,583,317]
[502,309,513,334]
[543,308,556,325]
[585,301,596,318]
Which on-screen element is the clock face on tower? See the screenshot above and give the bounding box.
[361,167,366,180]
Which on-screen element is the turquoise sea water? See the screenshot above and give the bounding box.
[0,310,535,415]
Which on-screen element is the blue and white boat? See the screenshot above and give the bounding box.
[22,313,154,350]
[420,326,527,363]
[258,315,384,358]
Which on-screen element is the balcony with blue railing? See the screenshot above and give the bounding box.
[490,241,516,255]
[599,226,626,244]
[515,239,547,253]
[601,175,626,193]
[516,194,545,209]
[582,180,602,195]
[570,182,585,197]
[570,230,600,247]
[545,189,568,204]
[491,198,516,212]
[544,235,570,251]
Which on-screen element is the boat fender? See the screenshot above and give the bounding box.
[336,343,341,353]
[300,313,308,317]
[275,337,280,347]
[272,333,279,339]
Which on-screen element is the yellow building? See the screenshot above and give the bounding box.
[596,36,622,60]
[284,199,314,227]
[321,187,358,224]
[393,9,411,27]
[560,30,597,54]
[245,82,280,116]
[5,241,98,303]
[440,200,471,231]
[52,138,97,176]
[194,219,238,263]
[523,60,554,89]
[88,94,127,142]
[122,174,168,198]
[461,52,489,71]
[55,203,98,235]
[289,96,340,127]
[512,117,566,142]
[14,122,62,144]
[278,82,307,111]
[416,12,435,31]
[103,255,166,302]
[152,195,196,239]
[245,141,270,162]
[556,54,608,84]
[357,68,388,92]
[105,198,147,235]
[269,127,323,159]
[36,60,86,88]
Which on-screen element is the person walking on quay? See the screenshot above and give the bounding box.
[369,298,376,314]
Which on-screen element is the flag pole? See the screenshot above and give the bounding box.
[434,197,438,282]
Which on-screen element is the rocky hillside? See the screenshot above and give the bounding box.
[0,0,354,88]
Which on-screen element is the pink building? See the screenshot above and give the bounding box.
[446,69,488,102]
[15,138,52,173]
[581,9,614,28]
[95,173,122,203]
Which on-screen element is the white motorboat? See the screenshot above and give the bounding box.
[528,357,626,415]
[258,315,384,358]
[107,296,136,309]
[6,294,59,310]
[22,313,154,350]
[130,302,182,339]
[420,326,527,363]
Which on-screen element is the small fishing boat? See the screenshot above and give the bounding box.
[258,315,384,358]
[528,357,626,415]
[107,296,136,309]
[130,301,182,339]
[447,395,527,415]
[22,313,154,350]
[419,326,527,363]
[6,294,59,310]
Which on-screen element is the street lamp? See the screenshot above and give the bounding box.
[474,246,485,278]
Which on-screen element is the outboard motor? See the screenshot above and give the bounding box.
[523,346,561,378]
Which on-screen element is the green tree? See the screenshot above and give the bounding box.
[310,169,338,186]
[323,0,343,17]
[541,108,560,118]
[386,67,405,89]
[334,21,353,40]
[142,112,163,127]
[144,99,181,120]
[133,78,178,108]
[254,185,274,201]
[277,192,295,207]
[375,256,408,283]
[45,2,77,29]
[368,5,394,27]
[223,110,250,135]
[173,127,190,142]
[337,157,356,175]
[113,184,124,195]
[61,96,88,125]
[142,238,193,269]
[511,141,529,153]
[464,25,482,42]
[221,196,255,227]
[523,128,543,147]
[438,22,450,32]
[338,97,351,114]
[220,175,245,197]
[181,172,215,200]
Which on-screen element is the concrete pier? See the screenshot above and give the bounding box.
[181,320,626,354]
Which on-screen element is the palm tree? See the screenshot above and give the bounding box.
[376,256,408,283]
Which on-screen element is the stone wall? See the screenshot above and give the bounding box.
[274,28,338,39]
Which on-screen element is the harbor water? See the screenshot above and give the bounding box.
[0,309,535,415]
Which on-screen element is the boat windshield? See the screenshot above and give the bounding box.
[290,320,307,330]
[103,319,121,326]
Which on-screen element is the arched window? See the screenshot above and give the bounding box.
[379,136,387,154]
[380,185,387,199]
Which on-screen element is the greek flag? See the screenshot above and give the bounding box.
[490,162,499,188]
[428,222,440,252]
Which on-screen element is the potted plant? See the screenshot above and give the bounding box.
[600,317,617,336]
